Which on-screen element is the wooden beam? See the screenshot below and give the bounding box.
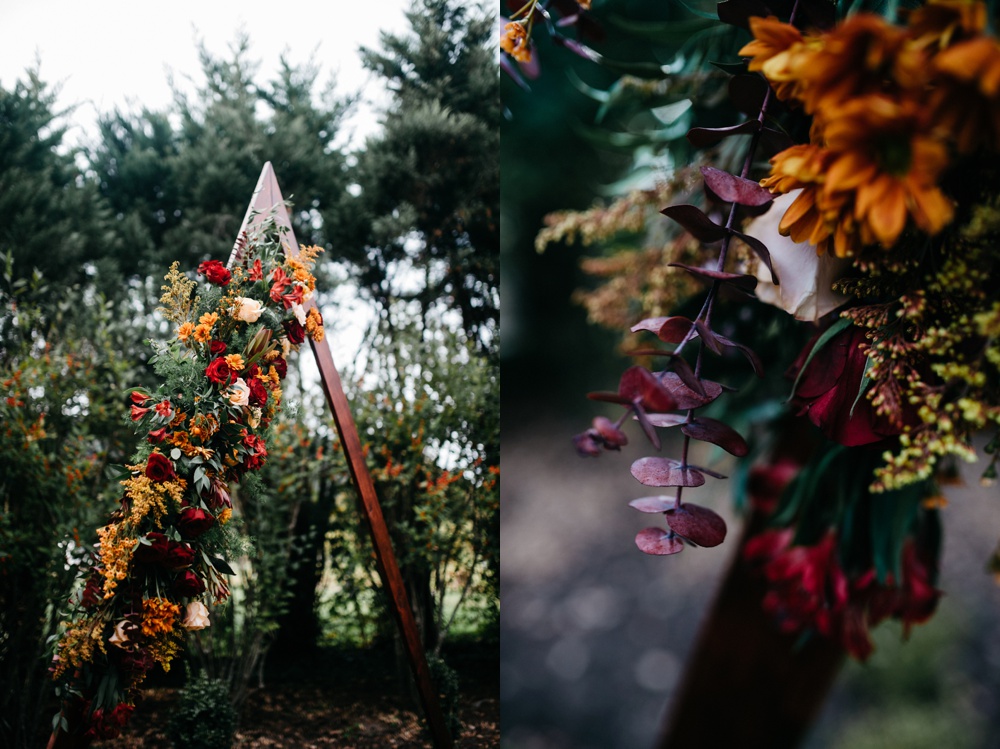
[231,162,453,749]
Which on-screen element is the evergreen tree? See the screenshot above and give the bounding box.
[351,0,499,355]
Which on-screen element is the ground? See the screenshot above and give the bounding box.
[96,639,497,748]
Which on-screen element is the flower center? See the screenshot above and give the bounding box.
[876,136,912,177]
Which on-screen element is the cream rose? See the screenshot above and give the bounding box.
[228,378,251,406]
[744,190,851,322]
[233,297,264,323]
[181,601,211,630]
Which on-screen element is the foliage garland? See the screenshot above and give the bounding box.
[49,212,325,741]
[505,0,1000,661]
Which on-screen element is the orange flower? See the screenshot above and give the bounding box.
[794,14,918,115]
[177,322,194,342]
[906,0,986,51]
[193,324,213,343]
[739,16,808,100]
[931,36,1000,152]
[500,22,531,64]
[224,353,245,372]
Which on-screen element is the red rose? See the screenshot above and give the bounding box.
[163,541,196,569]
[172,569,206,597]
[145,452,176,482]
[248,377,268,407]
[197,260,232,286]
[283,319,305,345]
[789,325,908,447]
[272,357,287,380]
[178,506,215,538]
[209,340,227,355]
[204,357,232,385]
[133,532,170,563]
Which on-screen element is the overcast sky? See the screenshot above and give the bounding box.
[0,0,412,149]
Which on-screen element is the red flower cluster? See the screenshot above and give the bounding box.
[789,325,911,446]
[145,452,176,482]
[242,431,268,470]
[84,703,134,741]
[745,530,941,660]
[197,260,231,286]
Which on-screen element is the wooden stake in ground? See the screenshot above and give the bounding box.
[229,162,453,749]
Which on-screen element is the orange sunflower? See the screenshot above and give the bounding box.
[739,16,809,100]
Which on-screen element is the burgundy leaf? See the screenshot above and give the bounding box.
[660,204,728,242]
[715,333,765,377]
[664,504,728,547]
[694,320,724,355]
[644,413,689,428]
[687,120,761,148]
[688,464,730,480]
[669,263,758,292]
[631,316,671,335]
[587,391,630,405]
[592,416,628,448]
[619,366,678,412]
[670,355,707,397]
[658,371,724,409]
[633,402,661,450]
[681,417,749,456]
[733,230,780,285]
[701,167,774,207]
[625,347,674,358]
[717,0,772,29]
[635,527,685,556]
[729,74,768,116]
[657,316,696,344]
[631,457,706,487]
[629,496,677,513]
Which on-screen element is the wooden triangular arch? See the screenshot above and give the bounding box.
[230,163,453,748]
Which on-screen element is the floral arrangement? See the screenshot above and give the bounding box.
[512,0,1000,661]
[49,213,325,740]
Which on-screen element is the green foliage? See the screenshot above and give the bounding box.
[165,671,237,749]
[88,35,353,286]
[0,259,140,748]
[325,312,499,652]
[426,653,462,739]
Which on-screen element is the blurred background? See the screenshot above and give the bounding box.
[499,1,1000,747]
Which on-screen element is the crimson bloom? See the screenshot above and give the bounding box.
[209,340,227,355]
[145,452,176,482]
[248,377,268,407]
[283,319,305,345]
[243,431,268,470]
[172,569,206,597]
[177,506,215,538]
[789,324,904,446]
[204,357,232,385]
[197,260,231,286]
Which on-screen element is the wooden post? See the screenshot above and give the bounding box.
[656,511,844,749]
[229,163,453,749]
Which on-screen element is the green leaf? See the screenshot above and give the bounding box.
[849,354,875,418]
[870,483,923,582]
[607,14,719,43]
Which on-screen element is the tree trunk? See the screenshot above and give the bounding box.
[657,511,844,749]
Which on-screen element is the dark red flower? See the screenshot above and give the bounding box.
[248,377,268,407]
[205,477,232,510]
[145,452,176,482]
[242,431,268,470]
[283,319,305,345]
[197,260,231,286]
[133,532,170,564]
[209,340,227,355]
[789,325,907,447]
[177,506,215,538]
[249,258,264,281]
[172,569,206,597]
[745,529,848,638]
[147,427,168,444]
[80,570,102,608]
[747,458,801,515]
[204,357,232,385]
[272,357,287,380]
[163,541,196,570]
[118,649,155,680]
